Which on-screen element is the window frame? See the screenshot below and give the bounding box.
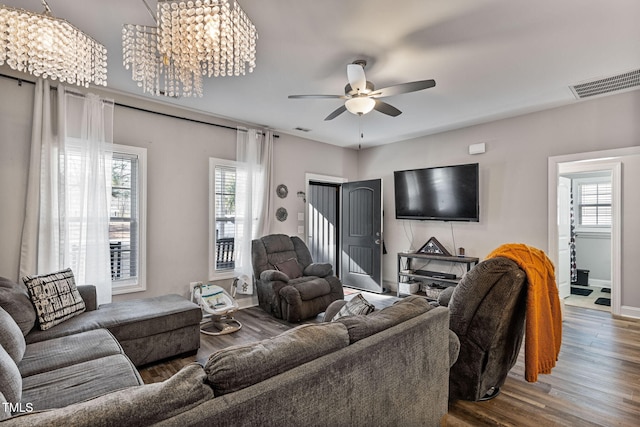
[574,176,612,234]
[209,157,237,280]
[110,144,147,295]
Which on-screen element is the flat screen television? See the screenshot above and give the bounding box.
[394,163,479,222]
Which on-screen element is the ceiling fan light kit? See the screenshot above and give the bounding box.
[289,59,436,120]
[345,96,376,115]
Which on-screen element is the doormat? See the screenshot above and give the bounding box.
[343,287,360,296]
[601,288,611,294]
[594,297,611,306]
[571,287,593,296]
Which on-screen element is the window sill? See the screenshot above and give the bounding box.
[112,281,146,295]
[209,271,236,281]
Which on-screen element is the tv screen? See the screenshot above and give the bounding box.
[394,163,479,221]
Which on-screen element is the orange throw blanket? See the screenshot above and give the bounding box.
[487,243,562,382]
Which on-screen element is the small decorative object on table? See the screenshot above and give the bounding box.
[417,237,451,256]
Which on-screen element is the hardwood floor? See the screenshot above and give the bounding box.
[138,296,640,427]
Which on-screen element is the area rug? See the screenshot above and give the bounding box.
[570,287,593,296]
[594,297,611,306]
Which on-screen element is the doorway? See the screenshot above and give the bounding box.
[305,174,384,293]
[560,171,613,313]
[548,151,623,316]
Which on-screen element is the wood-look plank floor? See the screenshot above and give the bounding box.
[138,295,640,427]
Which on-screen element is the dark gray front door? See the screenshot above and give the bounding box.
[341,179,383,293]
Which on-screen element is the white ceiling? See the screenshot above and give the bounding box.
[3,0,640,148]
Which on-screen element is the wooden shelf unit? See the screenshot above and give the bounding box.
[397,252,479,297]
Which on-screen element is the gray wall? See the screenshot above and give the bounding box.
[2,72,640,314]
[0,75,359,301]
[357,89,640,313]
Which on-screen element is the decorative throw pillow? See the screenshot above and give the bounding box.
[331,293,375,321]
[22,268,86,331]
[275,258,303,279]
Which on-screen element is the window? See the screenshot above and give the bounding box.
[209,158,236,279]
[110,145,147,294]
[576,179,611,229]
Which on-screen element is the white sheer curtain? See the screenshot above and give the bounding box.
[234,128,273,294]
[20,80,114,305]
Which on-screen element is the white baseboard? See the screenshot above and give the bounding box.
[587,278,611,288]
[619,305,640,320]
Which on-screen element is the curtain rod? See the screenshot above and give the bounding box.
[0,72,278,137]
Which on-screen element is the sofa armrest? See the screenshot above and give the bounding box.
[77,285,98,311]
[260,270,289,283]
[303,263,333,278]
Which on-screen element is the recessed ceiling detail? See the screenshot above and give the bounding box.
[570,69,640,99]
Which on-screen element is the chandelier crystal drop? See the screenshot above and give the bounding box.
[122,0,257,97]
[122,24,203,97]
[0,4,108,87]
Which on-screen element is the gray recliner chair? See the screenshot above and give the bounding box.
[251,234,344,322]
[438,256,527,401]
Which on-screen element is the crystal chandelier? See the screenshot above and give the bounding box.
[0,1,107,87]
[122,24,204,97]
[122,0,258,98]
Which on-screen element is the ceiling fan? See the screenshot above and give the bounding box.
[288,60,436,121]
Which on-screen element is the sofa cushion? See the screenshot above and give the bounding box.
[205,322,349,396]
[0,276,36,336]
[285,277,331,301]
[0,391,10,421]
[22,268,86,331]
[0,345,21,404]
[25,294,201,345]
[337,295,432,343]
[21,354,143,411]
[331,293,375,321]
[19,329,124,377]
[0,307,26,363]
[275,258,303,279]
[6,364,213,427]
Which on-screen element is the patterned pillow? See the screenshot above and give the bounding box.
[22,268,86,331]
[331,293,375,321]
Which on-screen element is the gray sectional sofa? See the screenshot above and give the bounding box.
[2,272,458,426]
[0,274,202,422]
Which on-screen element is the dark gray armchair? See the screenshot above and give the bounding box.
[438,256,527,401]
[251,234,344,322]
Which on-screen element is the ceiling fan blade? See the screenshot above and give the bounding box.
[347,63,367,94]
[325,105,347,121]
[370,79,436,98]
[374,100,402,117]
[288,94,346,99]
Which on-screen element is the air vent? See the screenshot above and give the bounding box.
[294,127,311,132]
[570,69,640,99]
